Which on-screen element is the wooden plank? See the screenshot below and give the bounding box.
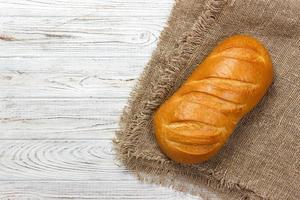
[0,57,145,76]
[0,140,143,181]
[1,98,124,118]
[0,98,124,139]
[0,69,136,98]
[0,140,125,180]
[0,181,199,200]
[0,16,166,44]
[0,57,146,73]
[0,0,173,17]
[0,57,144,98]
[0,16,166,58]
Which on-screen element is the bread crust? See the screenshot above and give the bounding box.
[153,35,273,164]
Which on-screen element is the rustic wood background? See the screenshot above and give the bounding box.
[0,0,201,199]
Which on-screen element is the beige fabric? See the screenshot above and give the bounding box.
[113,0,300,199]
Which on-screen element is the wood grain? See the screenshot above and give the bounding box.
[0,140,130,180]
[0,16,165,58]
[0,0,202,199]
[1,98,124,139]
[0,182,198,200]
[0,71,136,98]
[0,0,173,17]
[0,59,139,98]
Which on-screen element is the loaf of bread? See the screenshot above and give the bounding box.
[153,35,273,164]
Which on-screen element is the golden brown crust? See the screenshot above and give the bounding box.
[153,35,273,164]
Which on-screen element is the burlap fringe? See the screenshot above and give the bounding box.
[113,0,268,199]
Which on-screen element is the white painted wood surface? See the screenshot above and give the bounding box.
[0,0,201,199]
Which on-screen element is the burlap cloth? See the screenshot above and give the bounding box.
[113,0,300,199]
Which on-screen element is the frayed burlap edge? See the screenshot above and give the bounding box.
[113,0,269,199]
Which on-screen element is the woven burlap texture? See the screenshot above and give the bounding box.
[113,0,300,199]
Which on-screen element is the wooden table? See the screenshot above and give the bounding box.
[0,0,200,199]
